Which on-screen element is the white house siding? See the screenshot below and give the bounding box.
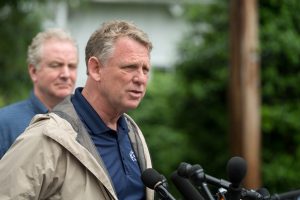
[47,1,190,87]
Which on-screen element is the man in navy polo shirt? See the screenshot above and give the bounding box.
[0,20,154,200]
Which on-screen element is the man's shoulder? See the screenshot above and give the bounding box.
[0,99,31,118]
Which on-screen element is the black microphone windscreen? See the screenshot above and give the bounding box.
[226,156,247,186]
[171,171,205,200]
[178,162,204,179]
[177,162,191,178]
[141,168,163,190]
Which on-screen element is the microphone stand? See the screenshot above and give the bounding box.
[227,184,242,200]
[201,182,216,200]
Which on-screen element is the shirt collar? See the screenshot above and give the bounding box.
[29,91,48,113]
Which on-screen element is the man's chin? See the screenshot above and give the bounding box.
[125,102,140,110]
[55,90,73,98]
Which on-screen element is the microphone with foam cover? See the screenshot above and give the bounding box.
[171,171,205,200]
[141,168,176,200]
[226,156,247,188]
[226,156,247,200]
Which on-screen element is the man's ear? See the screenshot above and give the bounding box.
[28,64,38,82]
[87,56,102,81]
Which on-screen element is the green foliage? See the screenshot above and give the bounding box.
[260,0,300,193]
[173,0,230,179]
[0,1,44,106]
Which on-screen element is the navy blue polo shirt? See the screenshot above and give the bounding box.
[71,87,145,200]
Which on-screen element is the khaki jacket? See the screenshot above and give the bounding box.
[0,97,154,200]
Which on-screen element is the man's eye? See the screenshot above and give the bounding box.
[69,64,77,69]
[143,68,149,75]
[123,65,136,71]
[49,63,60,68]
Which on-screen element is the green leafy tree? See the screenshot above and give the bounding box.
[0,0,45,106]
[172,1,230,179]
[260,0,300,193]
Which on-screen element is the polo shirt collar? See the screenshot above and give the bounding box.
[29,91,48,113]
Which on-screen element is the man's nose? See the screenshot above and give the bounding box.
[133,68,148,84]
[60,66,71,78]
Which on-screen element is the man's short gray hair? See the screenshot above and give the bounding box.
[85,20,153,69]
[27,28,78,68]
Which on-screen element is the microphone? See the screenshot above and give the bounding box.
[141,168,176,200]
[177,162,231,189]
[226,156,247,187]
[170,171,205,200]
[226,156,247,200]
[177,162,228,200]
[178,159,265,200]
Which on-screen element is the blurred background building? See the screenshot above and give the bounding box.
[44,0,197,87]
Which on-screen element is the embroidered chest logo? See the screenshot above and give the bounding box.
[129,150,137,162]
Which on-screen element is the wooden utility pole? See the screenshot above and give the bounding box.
[229,0,261,188]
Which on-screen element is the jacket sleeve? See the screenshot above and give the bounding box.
[0,120,66,200]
